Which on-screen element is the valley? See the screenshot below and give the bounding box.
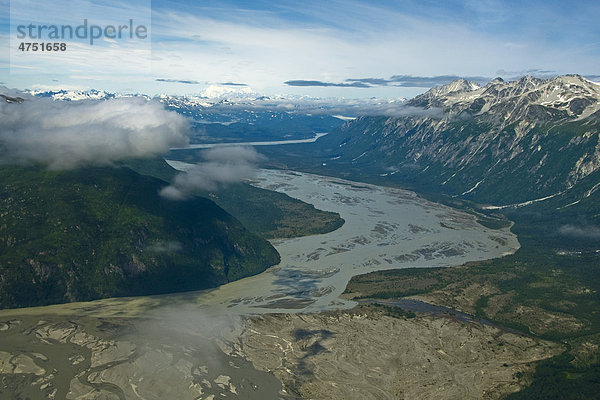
[0,167,529,399]
[163,74,600,398]
[163,165,518,313]
[2,73,600,399]
[2,0,599,396]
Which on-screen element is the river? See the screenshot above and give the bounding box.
[0,166,519,317]
[169,132,328,150]
[0,165,520,399]
[161,163,519,314]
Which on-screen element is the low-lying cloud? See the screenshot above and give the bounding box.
[373,105,444,118]
[160,146,263,200]
[0,96,189,169]
[558,224,600,239]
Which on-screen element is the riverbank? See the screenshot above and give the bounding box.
[0,168,528,399]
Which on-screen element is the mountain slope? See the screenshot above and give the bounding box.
[125,157,345,239]
[0,165,280,309]
[314,75,600,209]
[301,76,600,398]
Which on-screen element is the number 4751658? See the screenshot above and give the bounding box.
[18,42,66,51]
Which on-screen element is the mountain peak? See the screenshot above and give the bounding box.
[550,74,597,87]
[408,78,481,108]
[430,79,481,96]
[0,94,25,103]
[516,75,545,85]
[408,74,600,122]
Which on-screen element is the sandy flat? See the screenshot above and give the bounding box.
[240,307,562,400]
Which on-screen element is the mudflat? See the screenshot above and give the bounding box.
[241,306,562,400]
[0,304,561,400]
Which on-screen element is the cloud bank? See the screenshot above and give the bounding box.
[160,146,263,200]
[156,78,201,85]
[0,96,189,169]
[284,80,371,88]
[285,75,492,89]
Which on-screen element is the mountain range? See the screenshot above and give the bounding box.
[27,87,404,116]
[250,74,600,397]
[312,75,600,212]
[4,74,599,309]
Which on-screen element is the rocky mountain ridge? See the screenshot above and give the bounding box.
[314,75,600,209]
[410,74,600,124]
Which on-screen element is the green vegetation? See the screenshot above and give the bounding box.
[199,184,345,239]
[345,207,600,399]
[345,267,452,299]
[0,156,344,309]
[0,164,279,309]
[364,302,417,319]
[260,122,600,399]
[505,352,600,400]
[346,250,600,338]
[127,157,345,239]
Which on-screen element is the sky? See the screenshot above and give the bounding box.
[1,0,599,98]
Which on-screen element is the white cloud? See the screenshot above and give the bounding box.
[201,85,255,98]
[160,146,263,200]
[558,224,600,239]
[0,96,189,169]
[147,6,600,96]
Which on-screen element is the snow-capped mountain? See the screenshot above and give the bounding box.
[27,88,406,119]
[30,89,120,101]
[407,78,483,108]
[0,94,24,103]
[409,74,600,123]
[313,75,600,210]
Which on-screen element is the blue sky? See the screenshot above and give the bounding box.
[1,0,599,98]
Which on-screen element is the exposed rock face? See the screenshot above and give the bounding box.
[0,94,25,103]
[408,74,600,123]
[317,75,600,206]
